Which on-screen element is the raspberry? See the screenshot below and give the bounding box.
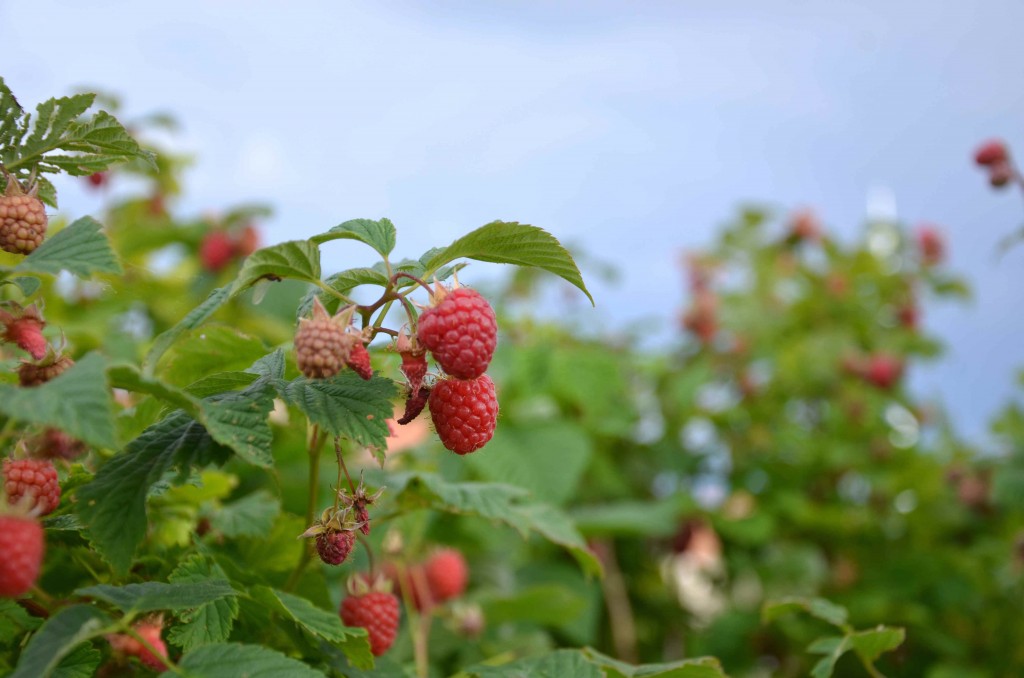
[864,353,903,390]
[974,139,1009,166]
[1,305,47,360]
[4,459,60,516]
[233,223,261,256]
[18,354,74,387]
[417,286,497,380]
[34,429,86,461]
[199,231,235,272]
[295,299,354,379]
[429,375,498,454]
[0,180,47,255]
[0,514,43,597]
[346,342,373,380]
[424,548,468,602]
[86,172,109,188]
[397,386,430,425]
[107,618,170,671]
[340,591,400,656]
[787,209,820,243]
[915,225,944,266]
[316,528,356,565]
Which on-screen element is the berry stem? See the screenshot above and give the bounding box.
[335,437,357,495]
[314,280,355,305]
[286,424,326,592]
[357,533,376,575]
[391,271,433,296]
[394,563,432,678]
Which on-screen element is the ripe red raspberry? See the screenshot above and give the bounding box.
[0,514,43,597]
[4,459,60,516]
[417,286,497,380]
[429,375,498,454]
[397,386,430,425]
[199,231,235,272]
[18,354,74,387]
[915,225,944,266]
[316,528,356,565]
[86,172,109,188]
[1,306,47,361]
[974,139,1009,166]
[0,181,47,255]
[424,548,468,602]
[295,299,354,379]
[107,618,170,671]
[340,591,400,656]
[346,342,373,380]
[864,353,903,390]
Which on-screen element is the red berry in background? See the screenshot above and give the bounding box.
[989,161,1014,188]
[417,286,497,380]
[374,562,433,610]
[0,514,43,597]
[107,618,170,671]
[0,180,47,255]
[974,139,1009,166]
[787,209,820,243]
[315,528,356,565]
[34,429,86,461]
[1,305,48,361]
[424,548,468,602]
[897,303,919,330]
[429,375,498,454]
[85,172,109,189]
[234,223,261,256]
[18,354,74,387]
[915,225,945,266]
[864,353,903,390]
[346,342,373,380]
[4,459,61,516]
[681,291,717,344]
[199,230,235,272]
[340,590,400,656]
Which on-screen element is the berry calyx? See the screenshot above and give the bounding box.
[424,548,468,602]
[295,299,357,380]
[396,330,428,394]
[340,480,383,536]
[18,353,74,387]
[4,458,60,516]
[417,284,497,380]
[974,139,1009,166]
[0,178,47,255]
[340,576,401,656]
[299,505,360,565]
[429,375,498,454]
[199,230,236,272]
[0,513,44,597]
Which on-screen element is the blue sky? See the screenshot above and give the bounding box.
[2,1,1022,441]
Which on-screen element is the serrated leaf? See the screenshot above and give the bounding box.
[209,490,280,538]
[310,218,397,256]
[251,587,373,669]
[762,596,849,629]
[184,372,260,399]
[15,217,122,277]
[166,642,327,678]
[76,580,236,614]
[394,473,601,577]
[0,598,41,640]
[198,379,275,467]
[167,556,239,650]
[468,649,602,678]
[160,324,268,386]
[849,626,905,663]
[0,353,116,448]
[145,286,232,376]
[76,412,230,573]
[279,373,397,450]
[9,605,113,678]
[231,240,321,297]
[422,221,593,305]
[108,364,201,415]
[583,648,728,678]
[50,643,102,678]
[247,348,286,380]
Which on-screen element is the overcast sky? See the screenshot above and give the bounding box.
[2,1,1022,442]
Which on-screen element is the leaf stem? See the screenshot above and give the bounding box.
[315,280,355,305]
[285,424,325,591]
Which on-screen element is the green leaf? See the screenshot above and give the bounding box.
[311,218,397,257]
[394,473,601,577]
[209,490,281,538]
[422,221,593,305]
[849,626,905,663]
[183,372,260,399]
[468,649,603,678]
[279,373,397,450]
[9,605,113,678]
[15,217,122,277]
[0,598,42,640]
[50,643,102,678]
[251,587,373,670]
[762,596,849,630]
[198,379,276,468]
[0,353,116,448]
[76,412,230,573]
[231,240,321,296]
[144,286,232,376]
[108,364,201,416]
[807,636,848,678]
[7,275,42,296]
[571,500,684,538]
[583,648,728,678]
[167,556,239,651]
[167,642,328,678]
[76,580,236,614]
[479,584,587,626]
[160,325,269,386]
